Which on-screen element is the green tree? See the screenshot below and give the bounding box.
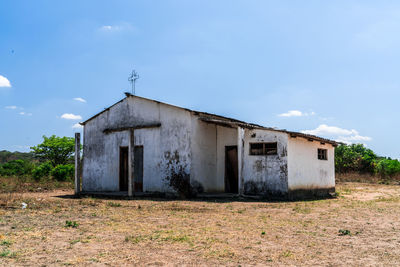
[30,135,76,167]
[335,144,377,174]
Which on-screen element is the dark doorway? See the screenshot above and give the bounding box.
[134,146,143,192]
[225,146,238,194]
[119,147,129,191]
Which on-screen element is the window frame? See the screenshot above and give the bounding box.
[317,148,328,160]
[249,142,278,156]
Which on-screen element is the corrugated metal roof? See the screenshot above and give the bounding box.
[81,93,340,146]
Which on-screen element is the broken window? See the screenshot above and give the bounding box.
[318,148,327,160]
[249,143,277,155]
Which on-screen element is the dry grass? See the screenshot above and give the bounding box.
[0,176,73,194]
[336,172,400,184]
[1,183,400,266]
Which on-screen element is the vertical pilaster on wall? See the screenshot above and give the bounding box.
[74,132,81,195]
[237,127,245,195]
[128,129,134,197]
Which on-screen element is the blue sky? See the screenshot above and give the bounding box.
[0,1,399,158]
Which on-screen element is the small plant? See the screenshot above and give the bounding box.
[0,249,15,258]
[261,231,266,235]
[107,202,121,207]
[65,220,78,228]
[0,249,10,257]
[281,250,293,258]
[69,239,80,245]
[338,229,351,236]
[125,235,145,244]
[0,240,11,246]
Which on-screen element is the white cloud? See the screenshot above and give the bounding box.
[336,135,372,144]
[278,110,315,117]
[100,25,115,31]
[98,23,134,32]
[5,105,17,109]
[302,124,357,136]
[19,112,32,116]
[0,75,11,87]
[61,113,82,120]
[72,123,83,129]
[73,97,87,103]
[301,124,371,144]
[279,110,303,117]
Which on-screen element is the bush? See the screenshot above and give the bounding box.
[376,159,400,179]
[0,159,34,176]
[335,144,377,174]
[51,164,74,181]
[32,162,53,181]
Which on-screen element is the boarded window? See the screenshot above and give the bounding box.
[250,143,277,155]
[318,148,327,160]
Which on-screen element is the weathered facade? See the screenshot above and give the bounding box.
[81,93,337,199]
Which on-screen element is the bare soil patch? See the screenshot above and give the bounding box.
[1,183,400,266]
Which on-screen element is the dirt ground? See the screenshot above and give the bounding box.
[1,183,400,266]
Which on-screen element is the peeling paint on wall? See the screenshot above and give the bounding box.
[82,95,335,198]
[241,129,289,195]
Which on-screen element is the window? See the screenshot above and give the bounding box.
[318,148,327,160]
[250,142,277,155]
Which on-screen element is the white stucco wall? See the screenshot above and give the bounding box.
[82,102,132,192]
[190,120,217,192]
[82,96,192,192]
[190,120,237,192]
[133,127,161,192]
[216,126,237,191]
[287,137,335,192]
[82,95,335,197]
[241,129,289,195]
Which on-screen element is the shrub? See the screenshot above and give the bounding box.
[0,159,34,176]
[51,164,74,181]
[32,162,53,181]
[376,159,400,178]
[335,144,377,174]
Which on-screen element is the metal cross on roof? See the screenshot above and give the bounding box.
[128,70,140,95]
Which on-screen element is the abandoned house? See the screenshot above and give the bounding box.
[80,93,338,199]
